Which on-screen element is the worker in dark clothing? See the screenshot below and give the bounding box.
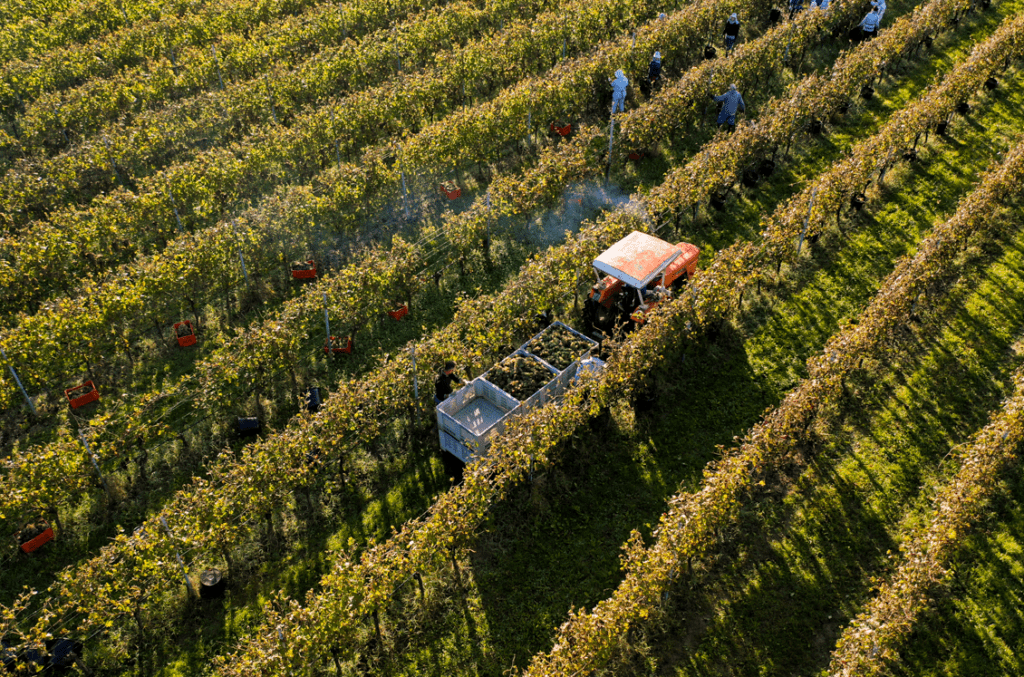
[434,361,464,405]
[648,51,663,84]
[723,14,741,55]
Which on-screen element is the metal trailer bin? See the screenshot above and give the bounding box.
[437,378,520,464]
[574,355,607,382]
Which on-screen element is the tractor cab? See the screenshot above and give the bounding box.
[583,231,700,337]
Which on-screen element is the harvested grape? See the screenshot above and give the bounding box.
[525,324,594,371]
[484,354,555,401]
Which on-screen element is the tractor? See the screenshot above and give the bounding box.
[582,231,700,338]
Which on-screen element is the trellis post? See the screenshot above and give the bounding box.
[1,348,36,415]
[212,45,225,90]
[411,344,419,402]
[328,108,342,166]
[323,293,332,352]
[606,117,616,183]
[232,221,250,287]
[166,190,183,232]
[399,150,411,220]
[265,79,278,124]
[80,431,111,497]
[103,136,126,186]
[796,186,819,254]
[56,104,69,145]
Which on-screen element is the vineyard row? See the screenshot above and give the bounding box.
[0,0,975,660]
[0,0,862,524]
[0,0,953,596]
[0,0,435,112]
[216,5,1019,673]
[0,0,718,314]
[12,0,541,158]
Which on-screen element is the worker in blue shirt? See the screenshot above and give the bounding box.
[860,8,881,38]
[712,84,745,128]
[609,69,629,114]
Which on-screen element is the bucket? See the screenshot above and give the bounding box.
[199,569,227,599]
[237,417,261,437]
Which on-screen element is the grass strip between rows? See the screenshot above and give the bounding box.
[825,363,1024,676]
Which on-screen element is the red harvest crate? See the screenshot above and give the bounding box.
[388,304,409,321]
[627,151,646,161]
[65,381,99,409]
[174,320,197,347]
[550,122,572,137]
[20,526,54,554]
[324,336,353,354]
[291,260,317,279]
[440,182,461,200]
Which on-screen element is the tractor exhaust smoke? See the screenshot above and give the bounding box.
[523,181,632,247]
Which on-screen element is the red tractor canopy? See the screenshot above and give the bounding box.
[584,231,699,336]
[593,231,685,289]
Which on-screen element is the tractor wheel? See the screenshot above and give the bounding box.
[593,304,615,332]
[585,299,614,335]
